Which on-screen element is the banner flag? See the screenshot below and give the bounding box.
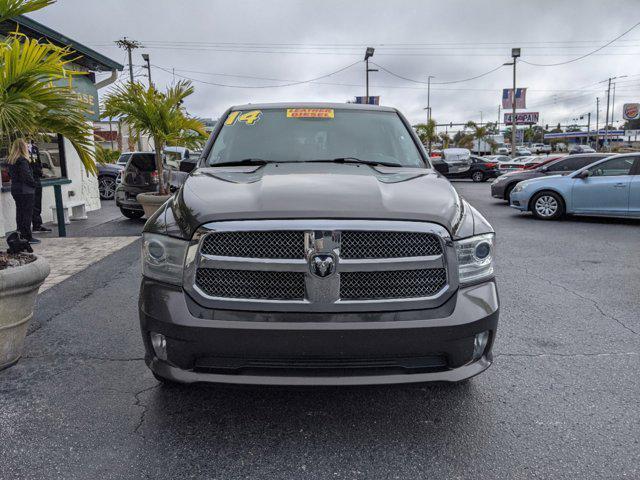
[502,88,526,109]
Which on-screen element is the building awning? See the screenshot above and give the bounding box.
[0,15,123,72]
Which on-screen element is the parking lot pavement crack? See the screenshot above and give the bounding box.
[496,351,639,359]
[524,268,639,336]
[133,384,159,440]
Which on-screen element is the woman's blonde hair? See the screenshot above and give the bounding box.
[7,138,29,165]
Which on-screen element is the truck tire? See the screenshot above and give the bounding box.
[120,208,145,219]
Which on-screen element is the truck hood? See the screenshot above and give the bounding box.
[164,162,467,237]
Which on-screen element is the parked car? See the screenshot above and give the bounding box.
[498,155,534,173]
[515,146,532,156]
[491,154,610,200]
[485,154,511,164]
[530,143,552,154]
[569,145,596,154]
[440,148,472,174]
[444,155,499,182]
[140,102,499,386]
[97,162,124,200]
[509,153,640,220]
[496,147,510,155]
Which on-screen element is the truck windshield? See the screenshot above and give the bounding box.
[207,108,425,168]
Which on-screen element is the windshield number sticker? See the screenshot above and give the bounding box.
[225,110,262,126]
[286,108,334,119]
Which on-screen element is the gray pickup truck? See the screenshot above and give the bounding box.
[140,103,499,386]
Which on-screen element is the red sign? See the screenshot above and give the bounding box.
[504,112,539,125]
[623,103,639,120]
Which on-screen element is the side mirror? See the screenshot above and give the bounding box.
[179,159,197,173]
[575,170,590,179]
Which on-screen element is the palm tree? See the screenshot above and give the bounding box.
[438,132,451,149]
[414,119,438,153]
[466,121,496,153]
[103,81,207,194]
[0,1,97,171]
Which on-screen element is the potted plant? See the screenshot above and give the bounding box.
[0,246,49,369]
[103,82,206,217]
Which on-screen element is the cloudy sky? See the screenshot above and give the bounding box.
[29,0,640,130]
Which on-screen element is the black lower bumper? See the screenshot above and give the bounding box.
[139,279,499,385]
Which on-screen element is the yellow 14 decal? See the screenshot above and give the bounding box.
[225,110,262,126]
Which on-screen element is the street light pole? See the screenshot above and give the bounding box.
[142,53,152,88]
[364,47,375,101]
[595,97,600,150]
[427,76,434,122]
[605,78,612,151]
[508,48,521,157]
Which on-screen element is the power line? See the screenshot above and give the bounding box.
[520,20,640,66]
[152,60,362,88]
[370,62,505,85]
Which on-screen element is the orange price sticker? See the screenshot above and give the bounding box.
[286,108,334,119]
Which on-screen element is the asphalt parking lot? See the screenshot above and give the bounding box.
[1,181,639,480]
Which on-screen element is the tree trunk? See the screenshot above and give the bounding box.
[154,141,165,195]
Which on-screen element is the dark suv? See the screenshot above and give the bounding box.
[115,152,157,219]
[490,153,610,201]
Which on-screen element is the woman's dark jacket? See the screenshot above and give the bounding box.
[8,156,37,194]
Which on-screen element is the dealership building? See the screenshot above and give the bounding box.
[0,15,123,236]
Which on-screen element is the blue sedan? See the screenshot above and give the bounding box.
[509,153,640,220]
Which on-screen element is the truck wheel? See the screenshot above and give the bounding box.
[471,171,485,182]
[98,176,117,200]
[120,208,145,219]
[530,191,565,220]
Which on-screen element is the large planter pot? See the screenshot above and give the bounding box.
[0,256,50,370]
[137,193,171,218]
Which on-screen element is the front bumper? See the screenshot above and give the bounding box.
[139,279,500,386]
[509,190,530,211]
[490,181,507,198]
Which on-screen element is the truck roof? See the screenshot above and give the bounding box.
[229,102,397,112]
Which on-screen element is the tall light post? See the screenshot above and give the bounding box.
[503,48,520,157]
[141,53,152,88]
[364,47,377,102]
[603,75,627,151]
[426,75,435,122]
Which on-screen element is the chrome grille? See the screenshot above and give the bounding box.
[196,268,305,300]
[340,268,447,300]
[201,231,305,258]
[186,220,455,312]
[341,231,442,258]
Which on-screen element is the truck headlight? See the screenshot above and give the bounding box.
[454,233,495,284]
[142,233,189,285]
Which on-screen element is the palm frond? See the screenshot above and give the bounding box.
[0,0,55,22]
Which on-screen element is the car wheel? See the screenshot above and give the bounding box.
[98,175,117,200]
[504,183,517,201]
[471,171,485,182]
[120,208,145,219]
[530,191,565,220]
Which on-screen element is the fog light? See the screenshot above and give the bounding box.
[472,331,489,361]
[150,332,167,361]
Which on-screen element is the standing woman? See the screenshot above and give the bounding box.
[6,138,40,245]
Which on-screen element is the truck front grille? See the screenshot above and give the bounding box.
[340,268,447,300]
[195,268,305,300]
[187,220,454,312]
[201,230,305,259]
[340,231,442,258]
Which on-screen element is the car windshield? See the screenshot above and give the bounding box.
[206,108,425,168]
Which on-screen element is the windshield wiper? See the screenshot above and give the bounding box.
[210,158,270,167]
[308,157,403,168]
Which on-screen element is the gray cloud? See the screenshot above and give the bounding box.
[30,0,640,130]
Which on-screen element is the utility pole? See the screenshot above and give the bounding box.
[497,104,501,128]
[595,97,600,150]
[504,48,521,157]
[611,82,616,127]
[142,53,152,88]
[364,48,376,102]
[605,78,612,151]
[427,76,431,122]
[586,112,591,147]
[116,37,143,150]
